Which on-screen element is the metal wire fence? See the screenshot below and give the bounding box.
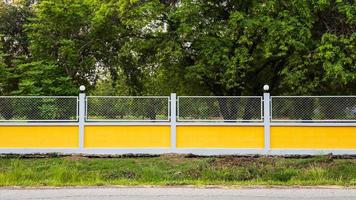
[177,96,263,122]
[86,96,170,121]
[0,96,78,121]
[1,95,355,123]
[271,96,356,122]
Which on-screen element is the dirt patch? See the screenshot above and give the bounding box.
[160,154,199,165]
[210,156,276,168]
[160,153,186,159]
[1,153,356,159]
[0,153,69,159]
[83,154,159,158]
[65,155,89,161]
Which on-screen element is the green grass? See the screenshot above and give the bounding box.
[0,155,355,186]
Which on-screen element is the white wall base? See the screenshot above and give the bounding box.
[1,148,356,155]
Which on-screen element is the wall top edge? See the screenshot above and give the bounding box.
[1,122,356,127]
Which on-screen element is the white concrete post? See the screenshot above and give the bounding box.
[170,93,177,149]
[78,85,86,149]
[263,85,271,152]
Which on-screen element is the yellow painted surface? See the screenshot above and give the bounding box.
[85,126,170,148]
[176,126,264,148]
[271,126,356,149]
[0,126,78,148]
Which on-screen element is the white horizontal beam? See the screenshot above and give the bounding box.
[0,123,78,126]
[86,96,169,98]
[1,148,356,155]
[2,122,356,126]
[271,123,356,127]
[85,122,171,126]
[176,122,263,126]
[272,95,356,98]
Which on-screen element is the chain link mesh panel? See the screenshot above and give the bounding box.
[0,97,78,121]
[271,96,356,121]
[86,96,170,121]
[177,96,262,121]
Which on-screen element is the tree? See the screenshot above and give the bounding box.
[112,0,355,97]
[26,0,97,95]
[109,0,313,95]
[280,0,356,95]
[0,1,33,95]
[1,0,355,98]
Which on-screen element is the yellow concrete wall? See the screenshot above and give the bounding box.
[2,125,355,150]
[85,126,170,148]
[0,126,78,148]
[271,126,356,149]
[176,126,264,148]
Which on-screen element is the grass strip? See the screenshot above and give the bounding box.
[0,155,355,186]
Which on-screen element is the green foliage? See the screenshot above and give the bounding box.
[0,0,355,95]
[26,0,97,94]
[102,0,355,95]
[0,1,33,95]
[15,61,78,95]
[0,39,7,94]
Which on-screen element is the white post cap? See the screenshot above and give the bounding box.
[263,85,270,92]
[79,85,86,92]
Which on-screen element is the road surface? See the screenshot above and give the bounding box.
[1,187,356,200]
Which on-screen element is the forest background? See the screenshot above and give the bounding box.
[0,0,355,96]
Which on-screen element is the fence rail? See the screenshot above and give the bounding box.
[86,96,170,121]
[0,96,78,122]
[271,96,356,122]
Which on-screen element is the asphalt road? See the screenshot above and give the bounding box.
[1,187,356,200]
